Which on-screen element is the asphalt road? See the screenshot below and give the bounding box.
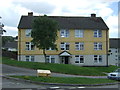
[2,64,120,89]
[2,64,107,78]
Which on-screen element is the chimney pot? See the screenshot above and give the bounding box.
[28,12,33,16]
[91,13,96,17]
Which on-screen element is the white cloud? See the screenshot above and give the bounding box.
[106,15,118,38]
[3,26,17,36]
[0,0,119,38]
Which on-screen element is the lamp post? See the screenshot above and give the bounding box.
[0,16,4,90]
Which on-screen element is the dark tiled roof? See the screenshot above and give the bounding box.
[18,15,109,30]
[109,38,120,48]
[3,41,17,49]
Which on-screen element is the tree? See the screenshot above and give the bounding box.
[31,15,59,63]
[2,36,14,46]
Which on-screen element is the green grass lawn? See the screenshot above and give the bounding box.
[11,76,117,84]
[2,57,119,76]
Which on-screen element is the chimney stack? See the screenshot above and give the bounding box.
[91,13,96,17]
[28,12,33,16]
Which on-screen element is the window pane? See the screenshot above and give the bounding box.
[46,56,50,63]
[26,42,29,50]
[99,55,102,62]
[26,56,29,61]
[66,44,69,50]
[75,61,79,63]
[51,58,55,63]
[80,43,84,50]
[75,55,79,63]
[26,29,31,37]
[60,30,65,37]
[66,30,69,37]
[75,30,79,37]
[31,45,34,50]
[94,55,98,63]
[99,31,102,37]
[60,42,65,50]
[75,30,83,37]
[60,30,69,37]
[80,59,84,63]
[79,30,83,37]
[80,56,84,63]
[31,56,34,62]
[94,30,102,37]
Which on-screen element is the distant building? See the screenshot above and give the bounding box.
[108,38,120,66]
[17,12,109,66]
[3,41,17,51]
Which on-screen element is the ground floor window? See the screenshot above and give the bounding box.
[75,55,84,63]
[46,55,55,63]
[94,55,102,63]
[25,56,34,62]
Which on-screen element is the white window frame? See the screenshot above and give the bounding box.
[46,47,55,51]
[25,42,34,50]
[46,55,55,63]
[75,30,84,37]
[94,42,102,50]
[94,55,102,63]
[75,42,84,50]
[25,56,35,62]
[75,55,84,63]
[25,29,31,37]
[60,42,70,50]
[60,29,69,37]
[94,30,102,37]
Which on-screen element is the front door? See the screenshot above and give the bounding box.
[65,56,69,64]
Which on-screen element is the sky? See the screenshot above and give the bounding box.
[0,0,119,38]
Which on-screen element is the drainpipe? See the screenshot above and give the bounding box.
[19,29,21,61]
[106,30,108,67]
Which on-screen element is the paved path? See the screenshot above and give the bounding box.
[2,64,107,78]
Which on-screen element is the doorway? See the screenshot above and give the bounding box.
[61,56,69,64]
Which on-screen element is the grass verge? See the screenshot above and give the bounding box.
[3,57,119,76]
[11,76,117,85]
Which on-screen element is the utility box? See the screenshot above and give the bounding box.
[37,69,51,77]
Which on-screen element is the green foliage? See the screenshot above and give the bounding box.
[2,57,119,76]
[2,36,14,46]
[11,76,116,84]
[31,16,59,50]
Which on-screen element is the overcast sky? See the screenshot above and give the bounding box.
[0,0,119,38]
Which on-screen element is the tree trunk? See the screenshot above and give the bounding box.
[43,49,47,64]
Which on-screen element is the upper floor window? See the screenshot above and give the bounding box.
[60,29,69,37]
[94,55,102,63]
[25,42,34,50]
[75,30,84,37]
[25,29,31,37]
[46,55,55,63]
[94,30,102,37]
[26,56,34,62]
[60,42,69,50]
[75,42,84,50]
[75,55,84,63]
[94,42,102,50]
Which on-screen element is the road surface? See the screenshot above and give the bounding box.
[2,64,120,89]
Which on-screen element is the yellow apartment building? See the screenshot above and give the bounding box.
[18,12,109,66]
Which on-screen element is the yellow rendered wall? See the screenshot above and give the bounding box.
[18,29,108,55]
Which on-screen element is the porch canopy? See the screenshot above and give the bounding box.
[59,51,71,56]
